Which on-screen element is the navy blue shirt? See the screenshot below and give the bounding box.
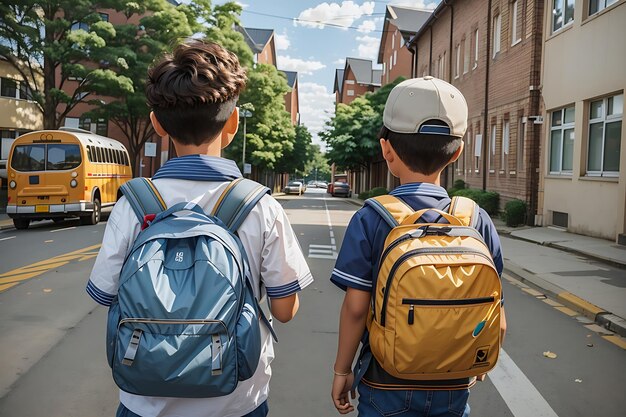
[330,182,504,292]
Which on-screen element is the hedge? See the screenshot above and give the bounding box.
[448,188,500,215]
[503,199,527,226]
[358,187,389,200]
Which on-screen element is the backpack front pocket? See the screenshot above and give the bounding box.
[112,318,237,398]
[392,296,500,378]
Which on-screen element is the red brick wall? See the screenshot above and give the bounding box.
[381,22,414,85]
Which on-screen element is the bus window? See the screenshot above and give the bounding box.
[107,148,113,164]
[47,144,82,170]
[123,152,130,166]
[115,149,121,165]
[11,144,45,171]
[86,146,92,162]
[97,147,103,163]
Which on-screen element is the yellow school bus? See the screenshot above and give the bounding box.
[6,127,132,229]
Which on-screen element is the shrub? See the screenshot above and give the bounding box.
[358,191,371,200]
[503,199,527,227]
[449,188,500,215]
[369,187,388,198]
[452,179,466,190]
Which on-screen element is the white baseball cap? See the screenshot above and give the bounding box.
[383,76,468,138]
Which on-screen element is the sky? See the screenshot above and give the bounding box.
[215,0,439,148]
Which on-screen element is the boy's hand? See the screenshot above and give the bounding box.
[331,372,356,414]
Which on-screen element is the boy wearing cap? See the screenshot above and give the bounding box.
[330,77,506,416]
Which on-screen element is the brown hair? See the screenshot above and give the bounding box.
[146,39,247,145]
[378,120,462,175]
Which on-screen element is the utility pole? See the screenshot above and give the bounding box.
[239,103,254,176]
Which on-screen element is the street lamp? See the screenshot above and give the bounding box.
[239,103,254,176]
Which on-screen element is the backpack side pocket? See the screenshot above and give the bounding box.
[106,298,121,368]
[235,286,262,381]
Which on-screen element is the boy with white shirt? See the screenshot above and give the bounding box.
[86,39,313,417]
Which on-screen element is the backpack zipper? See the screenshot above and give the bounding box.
[379,247,497,326]
[403,296,495,325]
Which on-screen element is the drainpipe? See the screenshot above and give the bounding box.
[447,0,454,189]
[483,0,493,191]
[429,26,433,75]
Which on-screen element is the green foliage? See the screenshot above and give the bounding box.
[369,187,389,197]
[503,199,527,227]
[449,188,500,215]
[224,64,295,171]
[321,77,406,171]
[358,191,371,200]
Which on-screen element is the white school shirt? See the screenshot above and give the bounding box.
[88,178,313,417]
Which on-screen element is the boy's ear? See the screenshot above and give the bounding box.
[150,112,168,137]
[448,140,465,164]
[380,138,395,163]
[220,107,240,149]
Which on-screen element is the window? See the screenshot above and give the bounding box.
[19,82,32,100]
[393,50,397,66]
[347,90,355,96]
[10,144,45,171]
[455,44,461,78]
[473,29,479,69]
[493,14,502,57]
[474,133,482,172]
[389,55,393,71]
[438,52,446,80]
[590,0,618,15]
[345,80,355,85]
[517,117,526,170]
[392,32,395,49]
[502,120,510,171]
[463,39,470,74]
[587,94,622,176]
[99,13,109,22]
[549,105,575,174]
[1,77,17,98]
[79,117,107,136]
[511,0,521,45]
[46,144,82,170]
[553,0,575,33]
[489,124,496,172]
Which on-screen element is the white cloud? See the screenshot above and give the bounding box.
[356,35,379,60]
[389,0,437,9]
[298,82,336,147]
[234,1,250,9]
[334,58,346,66]
[277,56,326,75]
[296,1,375,29]
[275,33,290,51]
[357,19,377,33]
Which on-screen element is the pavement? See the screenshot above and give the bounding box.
[2,194,625,339]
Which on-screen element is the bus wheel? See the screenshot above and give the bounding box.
[13,219,30,230]
[81,198,101,226]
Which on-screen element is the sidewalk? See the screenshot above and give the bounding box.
[341,197,626,338]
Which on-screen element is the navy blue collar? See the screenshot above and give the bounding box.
[152,155,242,181]
[390,182,449,198]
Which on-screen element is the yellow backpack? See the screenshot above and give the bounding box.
[365,195,502,382]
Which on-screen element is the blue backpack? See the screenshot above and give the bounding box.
[107,177,276,398]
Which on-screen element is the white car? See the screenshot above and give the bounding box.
[283,181,303,195]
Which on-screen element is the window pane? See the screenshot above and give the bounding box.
[608,94,623,116]
[11,145,45,171]
[588,123,603,171]
[552,110,562,127]
[562,128,574,171]
[1,77,17,98]
[553,0,563,30]
[564,106,575,124]
[550,130,562,171]
[565,0,575,24]
[589,0,600,14]
[590,100,603,119]
[47,144,82,170]
[604,121,621,172]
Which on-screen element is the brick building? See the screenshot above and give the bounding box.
[333,58,382,105]
[236,26,277,66]
[539,0,625,242]
[407,0,544,216]
[281,70,300,126]
[378,5,431,86]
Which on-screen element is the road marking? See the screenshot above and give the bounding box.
[602,335,626,350]
[0,236,16,242]
[0,244,101,292]
[308,197,338,260]
[489,349,560,417]
[50,226,77,233]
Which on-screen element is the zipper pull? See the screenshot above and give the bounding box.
[408,304,414,325]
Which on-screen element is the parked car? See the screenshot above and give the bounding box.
[283,181,303,195]
[331,181,351,197]
[316,181,328,189]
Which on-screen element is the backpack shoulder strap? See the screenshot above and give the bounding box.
[364,195,415,228]
[212,178,271,232]
[449,196,480,228]
[120,177,167,223]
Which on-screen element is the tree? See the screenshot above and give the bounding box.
[277,124,312,175]
[0,0,134,129]
[85,0,193,174]
[306,144,331,181]
[224,64,295,172]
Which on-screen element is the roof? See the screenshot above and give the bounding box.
[281,70,298,88]
[235,26,274,54]
[371,69,383,87]
[333,69,345,94]
[345,58,377,85]
[378,5,432,63]
[408,2,451,48]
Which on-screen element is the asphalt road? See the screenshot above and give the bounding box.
[0,187,624,416]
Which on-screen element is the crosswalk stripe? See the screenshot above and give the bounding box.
[489,349,559,417]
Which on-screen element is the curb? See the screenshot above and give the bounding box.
[0,220,13,231]
[504,263,626,338]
